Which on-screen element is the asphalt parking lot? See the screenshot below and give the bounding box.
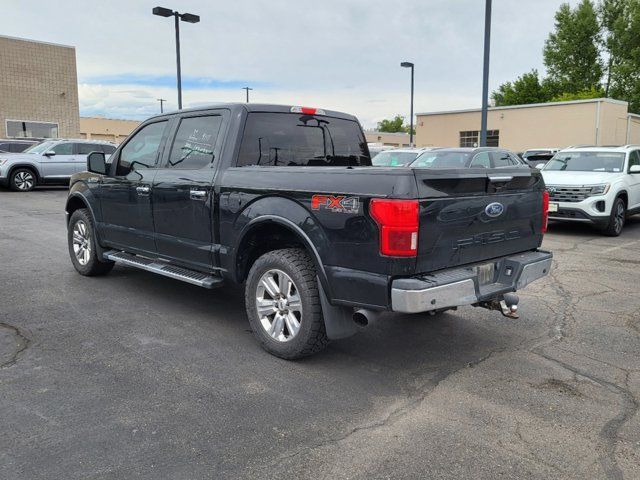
[1,188,639,480]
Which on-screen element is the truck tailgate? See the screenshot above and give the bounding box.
[413,168,545,272]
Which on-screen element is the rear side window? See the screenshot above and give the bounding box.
[76,143,102,155]
[469,152,491,168]
[237,113,370,167]
[166,115,222,169]
[491,151,518,168]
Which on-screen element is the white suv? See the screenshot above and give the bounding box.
[541,145,640,236]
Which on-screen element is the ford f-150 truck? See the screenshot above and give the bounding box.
[65,103,552,359]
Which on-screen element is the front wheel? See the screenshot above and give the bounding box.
[245,248,329,359]
[602,197,626,236]
[67,208,114,276]
[9,168,37,191]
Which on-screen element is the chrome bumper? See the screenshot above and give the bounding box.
[391,250,553,314]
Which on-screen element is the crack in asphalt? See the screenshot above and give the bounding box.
[0,322,30,368]
[269,349,501,466]
[533,349,639,480]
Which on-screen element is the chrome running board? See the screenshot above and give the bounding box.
[104,250,223,289]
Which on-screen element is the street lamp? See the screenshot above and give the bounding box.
[400,62,414,146]
[242,86,253,103]
[153,6,200,110]
[480,0,492,146]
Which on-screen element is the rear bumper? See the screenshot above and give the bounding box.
[391,250,552,313]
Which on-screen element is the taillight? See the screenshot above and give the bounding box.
[370,199,419,257]
[542,190,549,233]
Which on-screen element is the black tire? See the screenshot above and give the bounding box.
[602,197,626,237]
[245,248,329,359]
[9,168,37,192]
[67,208,114,276]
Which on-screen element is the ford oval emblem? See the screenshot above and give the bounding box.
[485,202,504,218]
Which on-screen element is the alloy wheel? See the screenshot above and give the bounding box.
[255,269,302,342]
[614,202,625,234]
[72,220,92,266]
[14,171,34,190]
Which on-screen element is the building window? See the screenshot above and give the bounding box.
[459,130,499,147]
[6,120,59,139]
[460,130,478,147]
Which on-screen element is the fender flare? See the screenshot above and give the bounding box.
[239,214,330,292]
[239,215,358,341]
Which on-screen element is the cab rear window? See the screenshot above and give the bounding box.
[237,113,370,167]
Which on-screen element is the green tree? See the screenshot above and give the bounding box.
[543,0,603,93]
[599,0,626,95]
[492,70,551,106]
[603,0,640,112]
[551,86,606,102]
[377,115,413,133]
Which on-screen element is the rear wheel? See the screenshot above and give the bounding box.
[9,168,36,192]
[602,197,626,236]
[245,248,328,359]
[68,208,114,276]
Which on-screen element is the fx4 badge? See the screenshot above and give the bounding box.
[311,195,360,214]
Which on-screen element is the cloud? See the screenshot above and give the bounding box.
[5,0,582,128]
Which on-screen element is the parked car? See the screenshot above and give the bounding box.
[0,139,40,153]
[0,139,116,191]
[65,103,552,359]
[367,143,394,158]
[525,153,556,168]
[371,147,438,167]
[522,148,559,161]
[410,147,527,169]
[541,145,640,235]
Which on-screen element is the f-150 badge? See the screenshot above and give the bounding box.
[311,194,360,214]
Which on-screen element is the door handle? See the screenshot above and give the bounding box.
[488,175,513,183]
[136,185,151,195]
[190,189,208,200]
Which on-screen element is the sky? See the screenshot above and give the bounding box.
[4,0,578,129]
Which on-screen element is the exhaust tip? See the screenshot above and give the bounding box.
[352,311,369,326]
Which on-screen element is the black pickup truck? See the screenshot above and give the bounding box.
[66,103,552,359]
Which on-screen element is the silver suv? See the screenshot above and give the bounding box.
[0,139,116,191]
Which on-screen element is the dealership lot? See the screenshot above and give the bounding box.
[1,189,639,479]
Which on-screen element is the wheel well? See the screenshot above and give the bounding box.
[616,191,628,207]
[236,222,313,283]
[8,164,39,181]
[65,196,89,223]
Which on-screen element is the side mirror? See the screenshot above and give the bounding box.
[535,163,545,170]
[630,165,640,174]
[87,151,107,175]
[44,150,56,157]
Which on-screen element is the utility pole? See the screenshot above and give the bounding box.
[242,86,253,103]
[157,98,166,113]
[480,0,492,147]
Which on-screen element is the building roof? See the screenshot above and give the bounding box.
[417,98,628,117]
[0,34,74,50]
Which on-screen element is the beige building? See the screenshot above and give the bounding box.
[0,35,80,138]
[364,131,410,147]
[415,98,640,151]
[80,117,140,144]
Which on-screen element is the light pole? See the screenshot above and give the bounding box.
[153,6,200,110]
[480,0,492,146]
[242,86,253,103]
[400,62,414,146]
[157,98,166,113]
